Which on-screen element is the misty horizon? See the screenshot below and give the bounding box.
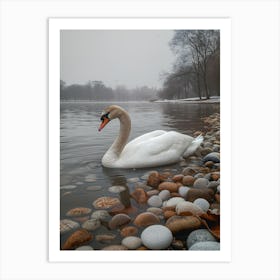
[60,30,175,89]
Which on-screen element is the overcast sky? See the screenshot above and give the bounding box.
[60,30,175,89]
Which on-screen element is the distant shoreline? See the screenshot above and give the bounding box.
[152,97,220,104]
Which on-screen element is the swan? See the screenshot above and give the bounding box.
[98,105,203,168]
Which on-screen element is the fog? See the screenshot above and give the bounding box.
[60,30,175,89]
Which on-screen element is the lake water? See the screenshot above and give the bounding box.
[60,101,219,248]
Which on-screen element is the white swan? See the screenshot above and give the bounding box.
[98,105,203,168]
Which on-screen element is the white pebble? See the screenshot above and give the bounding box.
[147,195,162,207]
[122,236,142,249]
[178,186,190,198]
[158,190,171,201]
[193,198,210,212]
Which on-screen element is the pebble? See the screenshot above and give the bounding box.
[189,241,220,250]
[182,167,196,176]
[182,175,195,186]
[172,174,184,182]
[62,229,93,250]
[193,198,210,212]
[187,229,216,248]
[147,195,162,207]
[194,173,204,179]
[92,197,121,209]
[66,207,92,217]
[102,245,128,250]
[217,185,220,193]
[178,186,190,198]
[175,201,205,216]
[82,218,101,231]
[75,245,94,250]
[127,177,140,183]
[186,188,214,203]
[158,190,171,201]
[96,233,116,243]
[121,236,142,249]
[165,215,201,234]
[147,207,163,217]
[203,152,220,163]
[91,210,111,222]
[164,197,185,208]
[84,174,97,182]
[141,225,173,250]
[60,219,80,235]
[158,182,179,192]
[131,188,148,204]
[146,171,161,188]
[108,185,126,193]
[60,185,77,190]
[193,178,210,189]
[134,212,160,227]
[147,189,159,197]
[86,185,102,191]
[109,214,131,229]
[120,226,138,237]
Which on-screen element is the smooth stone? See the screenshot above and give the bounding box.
[204,173,212,180]
[182,167,196,176]
[82,218,101,231]
[66,207,92,217]
[122,236,142,249]
[193,178,209,189]
[60,219,80,235]
[163,210,176,219]
[165,216,201,234]
[84,174,97,182]
[217,185,220,193]
[131,188,148,204]
[75,245,93,250]
[108,185,126,193]
[187,229,216,248]
[127,177,140,183]
[207,181,220,191]
[165,197,185,208]
[194,173,204,179]
[147,189,160,197]
[134,212,160,227]
[201,147,213,156]
[158,182,179,192]
[91,210,111,222]
[146,171,161,188]
[120,226,138,237]
[147,195,162,207]
[96,233,116,243]
[186,188,214,203]
[175,201,204,216]
[203,152,220,163]
[189,241,220,250]
[172,174,184,182]
[101,245,128,250]
[147,207,163,217]
[182,175,195,186]
[193,198,210,212]
[109,214,131,229]
[62,229,93,250]
[60,185,77,190]
[86,185,102,191]
[211,172,220,181]
[93,197,121,209]
[178,186,191,198]
[158,190,171,201]
[141,225,173,250]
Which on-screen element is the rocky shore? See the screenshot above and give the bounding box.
[60,112,220,250]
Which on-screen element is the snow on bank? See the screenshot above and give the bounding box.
[152,96,220,104]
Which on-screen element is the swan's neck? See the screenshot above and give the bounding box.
[108,111,131,157]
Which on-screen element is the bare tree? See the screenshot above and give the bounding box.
[170,30,220,99]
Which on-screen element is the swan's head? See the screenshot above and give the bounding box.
[98,105,125,131]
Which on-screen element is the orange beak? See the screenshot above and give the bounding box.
[98,117,110,131]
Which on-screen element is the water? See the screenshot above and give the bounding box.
[60,101,219,248]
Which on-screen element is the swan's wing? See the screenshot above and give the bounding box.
[127,130,167,146]
[121,131,193,166]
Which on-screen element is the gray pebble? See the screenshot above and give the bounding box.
[189,241,220,250]
[193,178,209,188]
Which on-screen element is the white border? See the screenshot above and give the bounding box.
[49,18,231,262]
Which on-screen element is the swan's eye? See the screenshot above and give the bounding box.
[100,112,110,121]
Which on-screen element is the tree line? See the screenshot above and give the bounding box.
[60,80,157,101]
[157,30,220,100]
